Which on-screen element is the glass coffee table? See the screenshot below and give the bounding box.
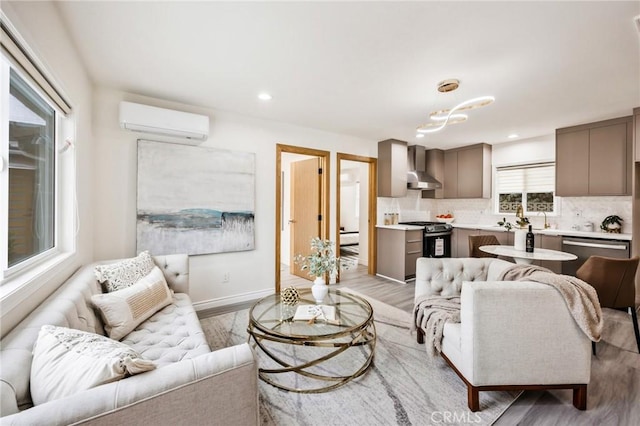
[247,288,376,393]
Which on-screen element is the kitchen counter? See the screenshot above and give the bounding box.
[376,224,425,231]
[376,225,425,283]
[451,223,632,241]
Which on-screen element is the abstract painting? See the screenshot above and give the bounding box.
[136,140,255,255]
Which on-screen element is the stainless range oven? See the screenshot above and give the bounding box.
[399,221,453,258]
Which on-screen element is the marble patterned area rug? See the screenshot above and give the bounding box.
[200,293,520,425]
[518,307,640,426]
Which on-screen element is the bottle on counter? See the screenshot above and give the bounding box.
[526,225,535,253]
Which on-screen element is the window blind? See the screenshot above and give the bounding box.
[496,163,555,193]
[1,20,71,115]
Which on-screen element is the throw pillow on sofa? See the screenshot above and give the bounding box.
[91,266,173,340]
[30,325,155,405]
[94,251,155,292]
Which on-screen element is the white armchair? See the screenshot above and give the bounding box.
[414,258,592,411]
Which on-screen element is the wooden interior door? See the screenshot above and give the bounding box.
[290,157,321,279]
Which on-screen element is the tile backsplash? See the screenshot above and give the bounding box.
[378,192,632,234]
[558,196,631,233]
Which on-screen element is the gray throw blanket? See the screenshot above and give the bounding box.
[498,264,603,342]
[413,295,460,356]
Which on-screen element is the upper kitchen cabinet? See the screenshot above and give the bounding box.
[556,116,632,196]
[443,143,492,199]
[377,139,408,197]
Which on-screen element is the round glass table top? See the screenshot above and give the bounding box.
[249,288,373,339]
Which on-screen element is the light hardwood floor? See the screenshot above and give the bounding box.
[205,264,640,425]
[282,263,416,311]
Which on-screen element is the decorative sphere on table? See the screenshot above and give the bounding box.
[281,287,300,305]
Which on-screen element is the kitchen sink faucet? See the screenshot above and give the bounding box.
[538,211,550,229]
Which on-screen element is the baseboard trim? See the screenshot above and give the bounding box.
[193,288,273,314]
[375,273,412,284]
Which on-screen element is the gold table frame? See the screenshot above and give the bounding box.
[247,288,376,393]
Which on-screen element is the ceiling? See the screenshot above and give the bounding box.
[54,1,640,149]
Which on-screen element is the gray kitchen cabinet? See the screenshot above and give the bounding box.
[453,227,513,258]
[443,143,491,199]
[556,129,589,196]
[556,116,632,196]
[487,229,512,246]
[377,139,408,197]
[453,228,510,257]
[539,234,562,273]
[452,228,477,258]
[443,150,458,199]
[376,228,423,282]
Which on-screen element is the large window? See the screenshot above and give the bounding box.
[495,163,556,215]
[7,70,56,268]
[1,20,72,281]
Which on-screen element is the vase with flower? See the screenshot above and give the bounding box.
[497,204,530,251]
[294,237,340,303]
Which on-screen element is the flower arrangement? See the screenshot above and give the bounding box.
[497,203,530,230]
[497,216,530,231]
[294,237,340,279]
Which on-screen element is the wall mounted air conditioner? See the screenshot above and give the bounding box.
[119,101,209,144]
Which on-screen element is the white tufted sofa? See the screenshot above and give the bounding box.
[0,254,258,425]
[414,257,592,411]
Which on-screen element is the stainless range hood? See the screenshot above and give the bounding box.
[407,145,442,190]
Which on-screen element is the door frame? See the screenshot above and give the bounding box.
[276,144,330,293]
[336,153,377,280]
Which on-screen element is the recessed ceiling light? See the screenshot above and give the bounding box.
[258,93,272,101]
[508,133,519,139]
[416,134,425,138]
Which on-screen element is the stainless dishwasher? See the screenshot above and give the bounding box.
[561,237,631,276]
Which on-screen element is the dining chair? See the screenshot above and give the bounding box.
[469,234,500,258]
[576,255,640,354]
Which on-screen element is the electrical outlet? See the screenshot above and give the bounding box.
[223,272,230,283]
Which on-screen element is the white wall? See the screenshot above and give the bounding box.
[492,135,555,166]
[0,1,94,336]
[92,87,377,309]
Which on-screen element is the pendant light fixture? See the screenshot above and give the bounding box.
[417,79,494,134]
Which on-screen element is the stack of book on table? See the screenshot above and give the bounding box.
[293,305,338,324]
